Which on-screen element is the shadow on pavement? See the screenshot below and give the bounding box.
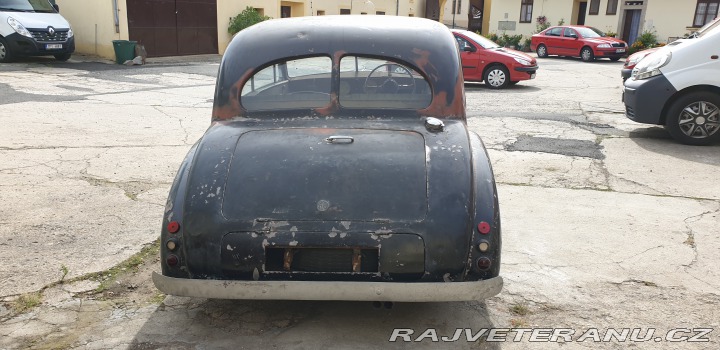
[464,83,541,93]
[628,127,720,166]
[128,297,501,349]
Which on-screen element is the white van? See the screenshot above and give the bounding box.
[623,18,720,145]
[0,0,74,63]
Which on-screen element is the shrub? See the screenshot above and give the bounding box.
[501,34,523,48]
[228,6,271,35]
[636,30,658,48]
[535,16,550,33]
[627,41,646,56]
[605,31,617,38]
[484,32,500,43]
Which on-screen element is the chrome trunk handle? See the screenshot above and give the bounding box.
[325,136,354,144]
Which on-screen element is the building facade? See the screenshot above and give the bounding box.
[487,0,713,45]
[56,0,715,59]
[56,0,426,59]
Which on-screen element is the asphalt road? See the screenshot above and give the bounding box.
[0,53,718,349]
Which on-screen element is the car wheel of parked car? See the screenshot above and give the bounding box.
[665,92,720,145]
[580,47,595,62]
[536,44,548,58]
[54,53,72,62]
[484,65,509,89]
[0,37,13,63]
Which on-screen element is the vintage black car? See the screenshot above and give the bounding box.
[152,16,502,301]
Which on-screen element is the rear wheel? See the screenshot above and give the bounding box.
[536,44,548,58]
[54,53,72,61]
[0,37,13,63]
[484,65,510,89]
[664,92,720,145]
[580,47,595,62]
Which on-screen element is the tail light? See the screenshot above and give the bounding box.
[476,257,492,270]
[477,221,490,234]
[167,221,180,234]
[166,254,179,267]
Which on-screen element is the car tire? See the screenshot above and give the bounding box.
[580,47,595,62]
[54,53,72,62]
[0,37,13,63]
[536,44,548,58]
[664,92,720,146]
[484,65,510,89]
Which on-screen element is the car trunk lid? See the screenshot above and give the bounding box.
[222,128,427,222]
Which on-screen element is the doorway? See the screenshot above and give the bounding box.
[577,2,587,25]
[622,10,642,44]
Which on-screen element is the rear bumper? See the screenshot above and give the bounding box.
[152,271,503,301]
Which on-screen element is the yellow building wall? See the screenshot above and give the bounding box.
[643,0,696,43]
[487,0,573,37]
[582,0,619,35]
[56,0,129,59]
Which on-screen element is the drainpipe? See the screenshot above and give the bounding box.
[113,0,120,34]
[396,0,399,15]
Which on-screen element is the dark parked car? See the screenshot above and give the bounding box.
[152,16,503,301]
[531,25,627,62]
[452,29,538,89]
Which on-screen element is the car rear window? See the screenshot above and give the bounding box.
[338,56,432,109]
[240,56,432,112]
[241,56,332,112]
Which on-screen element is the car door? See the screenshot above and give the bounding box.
[455,35,483,81]
[544,27,563,55]
[561,28,583,56]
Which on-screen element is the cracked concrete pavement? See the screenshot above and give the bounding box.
[1,54,719,349]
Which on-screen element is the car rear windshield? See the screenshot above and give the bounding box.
[240,56,432,112]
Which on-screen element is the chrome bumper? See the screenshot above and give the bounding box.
[152,272,503,302]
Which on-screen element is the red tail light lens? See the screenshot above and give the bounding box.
[166,254,179,266]
[167,221,180,233]
[477,257,492,270]
[477,222,490,234]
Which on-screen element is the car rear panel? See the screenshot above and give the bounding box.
[177,118,476,282]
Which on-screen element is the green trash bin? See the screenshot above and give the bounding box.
[112,40,137,64]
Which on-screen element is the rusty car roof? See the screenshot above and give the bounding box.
[212,15,465,121]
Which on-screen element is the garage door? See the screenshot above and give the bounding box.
[127,0,218,57]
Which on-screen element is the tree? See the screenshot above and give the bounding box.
[228,7,271,35]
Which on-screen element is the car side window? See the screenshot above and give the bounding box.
[564,28,578,38]
[546,27,562,37]
[455,36,473,51]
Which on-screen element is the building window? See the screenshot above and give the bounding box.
[694,0,720,27]
[520,0,533,23]
[376,11,385,15]
[340,8,350,15]
[589,0,600,15]
[606,0,618,15]
[317,10,325,16]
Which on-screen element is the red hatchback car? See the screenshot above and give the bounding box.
[452,30,538,89]
[531,26,628,62]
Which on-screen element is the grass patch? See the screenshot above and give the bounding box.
[89,239,160,294]
[12,292,42,313]
[510,303,530,316]
[149,292,166,304]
